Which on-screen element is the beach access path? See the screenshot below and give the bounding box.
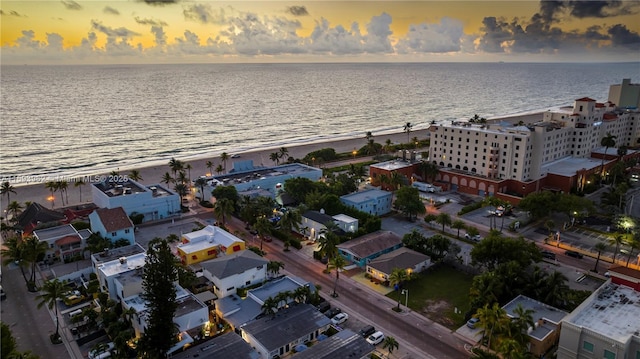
[5,129,429,209]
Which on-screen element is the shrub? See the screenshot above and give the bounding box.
[199,201,214,208]
[457,201,483,215]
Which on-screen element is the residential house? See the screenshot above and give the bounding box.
[177,225,245,265]
[294,329,374,359]
[366,247,431,282]
[171,332,260,359]
[297,210,338,241]
[89,207,135,245]
[557,266,640,359]
[240,304,332,359]
[33,224,91,262]
[92,244,146,301]
[340,189,393,216]
[201,250,268,299]
[337,230,403,267]
[16,202,66,235]
[332,214,358,233]
[502,295,568,358]
[91,179,179,222]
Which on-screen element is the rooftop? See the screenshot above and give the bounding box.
[216,293,263,328]
[248,276,309,305]
[370,159,415,171]
[502,295,568,341]
[200,250,267,280]
[33,224,78,241]
[337,231,402,258]
[92,243,146,265]
[146,184,175,198]
[171,332,259,359]
[541,156,602,177]
[332,214,357,223]
[303,210,334,225]
[209,162,320,187]
[294,329,373,359]
[175,295,207,317]
[97,252,147,277]
[340,188,391,203]
[93,207,134,232]
[568,282,640,342]
[367,247,430,274]
[241,304,331,352]
[93,179,147,197]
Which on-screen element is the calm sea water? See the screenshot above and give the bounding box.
[1,62,639,182]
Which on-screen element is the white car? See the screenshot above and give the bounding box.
[331,312,349,325]
[88,342,114,359]
[366,331,385,345]
[464,233,482,242]
[231,154,241,158]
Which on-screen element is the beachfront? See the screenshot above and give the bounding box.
[4,129,429,209]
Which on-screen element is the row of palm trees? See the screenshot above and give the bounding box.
[269,147,290,166]
[1,235,48,292]
[260,285,316,317]
[162,158,193,206]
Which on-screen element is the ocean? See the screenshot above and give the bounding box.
[1,62,639,183]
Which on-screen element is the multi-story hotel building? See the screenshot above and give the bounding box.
[427,79,640,201]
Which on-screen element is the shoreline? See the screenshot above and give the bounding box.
[3,129,430,209]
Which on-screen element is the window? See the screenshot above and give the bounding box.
[226,286,235,291]
[582,341,594,352]
[604,349,616,359]
[207,249,216,256]
[111,232,117,237]
[124,229,130,234]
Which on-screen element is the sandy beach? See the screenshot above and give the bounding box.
[4,129,429,210]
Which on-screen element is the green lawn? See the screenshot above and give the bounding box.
[386,264,473,329]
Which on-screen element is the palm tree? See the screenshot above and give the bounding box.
[266,260,285,279]
[279,147,289,163]
[74,178,85,203]
[161,172,173,186]
[184,163,192,182]
[382,336,399,355]
[128,169,143,182]
[45,181,57,208]
[1,236,29,285]
[435,212,452,233]
[254,217,272,251]
[475,302,507,350]
[318,222,341,269]
[424,213,437,228]
[599,132,617,184]
[277,209,302,233]
[206,160,214,175]
[593,242,608,273]
[168,157,184,178]
[22,236,48,290]
[510,304,535,345]
[220,152,230,173]
[1,181,16,209]
[194,178,207,201]
[624,233,640,267]
[328,255,347,297]
[403,122,413,143]
[269,152,280,166]
[388,268,409,310]
[176,171,189,186]
[275,290,292,308]
[215,164,224,175]
[384,139,393,155]
[57,180,69,206]
[174,183,188,207]
[261,296,279,318]
[213,198,234,226]
[542,271,570,308]
[293,285,311,304]
[609,234,625,263]
[6,201,23,223]
[36,278,67,341]
[451,219,466,238]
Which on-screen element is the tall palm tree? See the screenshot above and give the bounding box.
[279,147,289,163]
[510,304,535,345]
[1,236,29,285]
[161,172,173,186]
[451,219,466,238]
[475,302,507,350]
[173,183,188,207]
[254,217,272,251]
[128,169,143,182]
[36,278,67,340]
[220,152,230,173]
[184,163,192,182]
[74,178,85,203]
[194,178,207,201]
[261,296,279,318]
[168,157,184,178]
[388,268,409,310]
[609,234,625,263]
[277,209,302,233]
[213,198,234,226]
[215,164,224,175]
[269,152,280,166]
[22,236,48,291]
[382,336,399,355]
[599,132,617,184]
[206,160,214,176]
[384,139,393,155]
[1,181,16,208]
[293,285,311,304]
[328,255,347,297]
[318,222,341,269]
[403,122,413,143]
[593,242,608,273]
[435,212,452,233]
[6,201,23,223]
[542,271,570,308]
[45,181,58,208]
[57,180,69,206]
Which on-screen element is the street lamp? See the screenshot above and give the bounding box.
[352,149,357,159]
[401,289,409,309]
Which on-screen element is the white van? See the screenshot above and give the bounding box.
[68,309,83,318]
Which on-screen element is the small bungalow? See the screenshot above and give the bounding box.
[337,230,403,267]
[298,210,337,241]
[294,329,373,359]
[332,214,358,233]
[171,332,259,359]
[201,250,268,299]
[366,247,431,282]
[177,225,245,266]
[89,207,135,245]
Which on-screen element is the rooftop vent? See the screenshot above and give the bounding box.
[119,257,127,264]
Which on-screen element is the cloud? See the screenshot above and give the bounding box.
[1,10,26,17]
[103,6,119,15]
[219,12,305,55]
[91,20,140,38]
[395,17,464,53]
[151,26,167,47]
[61,1,82,11]
[134,16,168,26]
[567,0,631,18]
[286,6,309,17]
[183,4,227,24]
[363,12,393,53]
[608,24,640,49]
[140,0,178,6]
[308,14,394,55]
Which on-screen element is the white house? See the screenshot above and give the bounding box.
[200,250,268,299]
[33,224,91,262]
[297,210,336,241]
[91,179,179,222]
[332,214,358,233]
[89,207,135,245]
[340,189,393,216]
[92,244,147,301]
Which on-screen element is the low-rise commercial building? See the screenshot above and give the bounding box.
[340,189,393,216]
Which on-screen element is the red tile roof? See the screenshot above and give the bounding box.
[595,103,605,108]
[94,207,133,232]
[603,113,618,121]
[609,265,640,280]
[55,235,81,246]
[575,97,596,102]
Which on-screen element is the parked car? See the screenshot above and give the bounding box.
[89,342,114,359]
[64,294,85,306]
[231,154,241,158]
[359,325,376,338]
[366,331,385,345]
[331,312,349,325]
[464,233,482,242]
[316,301,331,313]
[325,307,341,319]
[565,250,583,259]
[541,251,556,260]
[466,317,480,329]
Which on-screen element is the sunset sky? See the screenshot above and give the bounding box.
[1,0,639,64]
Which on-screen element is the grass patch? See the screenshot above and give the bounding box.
[386,263,472,329]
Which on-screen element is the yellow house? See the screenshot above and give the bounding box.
[177,225,245,265]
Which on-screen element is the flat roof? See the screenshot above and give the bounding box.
[295,329,373,359]
[502,295,568,341]
[340,189,391,203]
[179,226,244,254]
[33,224,77,241]
[175,295,207,317]
[98,253,147,277]
[147,184,175,198]
[92,243,146,264]
[337,231,402,258]
[171,332,259,359]
[370,160,415,171]
[217,294,263,328]
[332,214,357,223]
[249,276,308,304]
[568,282,640,342]
[542,156,602,177]
[93,179,147,197]
[210,162,320,186]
